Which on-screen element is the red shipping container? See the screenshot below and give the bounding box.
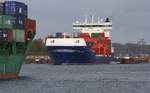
[92,47,105,55]
[83,37,97,43]
[24,18,36,41]
[0,29,13,42]
[100,33,105,37]
[79,33,90,38]
[104,48,111,56]
[84,37,92,42]
[91,44,105,55]
[103,37,109,42]
[24,18,36,33]
[95,48,100,54]
[100,47,105,55]
[91,38,99,44]
[103,37,110,46]
[107,49,112,55]
[92,43,103,48]
[97,37,104,44]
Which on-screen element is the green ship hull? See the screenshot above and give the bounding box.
[0,55,25,79]
[0,32,35,79]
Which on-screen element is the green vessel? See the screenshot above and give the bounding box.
[0,1,36,79]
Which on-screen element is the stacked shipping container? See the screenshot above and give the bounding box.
[4,1,28,17]
[24,18,36,41]
[0,29,13,42]
[0,15,13,29]
[0,1,36,43]
[79,32,111,56]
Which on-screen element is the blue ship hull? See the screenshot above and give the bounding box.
[95,56,113,64]
[47,46,113,65]
[47,46,95,65]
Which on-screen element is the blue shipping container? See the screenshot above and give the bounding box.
[0,3,4,14]
[4,1,27,17]
[13,15,25,29]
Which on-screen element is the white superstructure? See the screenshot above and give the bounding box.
[72,15,112,38]
[46,38,87,46]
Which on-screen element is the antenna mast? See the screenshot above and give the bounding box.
[84,15,88,23]
[91,15,94,23]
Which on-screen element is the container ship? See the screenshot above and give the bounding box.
[45,16,113,65]
[0,1,36,79]
[73,16,113,64]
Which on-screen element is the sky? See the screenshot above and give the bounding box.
[15,0,150,44]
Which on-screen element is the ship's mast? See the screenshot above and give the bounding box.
[84,15,88,24]
[72,15,112,38]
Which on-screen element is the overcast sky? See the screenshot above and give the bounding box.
[16,0,150,44]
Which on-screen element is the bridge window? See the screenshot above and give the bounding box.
[50,40,55,43]
[75,40,80,43]
[73,25,112,27]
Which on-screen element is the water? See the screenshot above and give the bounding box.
[0,64,150,93]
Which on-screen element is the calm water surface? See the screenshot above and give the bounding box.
[0,64,150,93]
